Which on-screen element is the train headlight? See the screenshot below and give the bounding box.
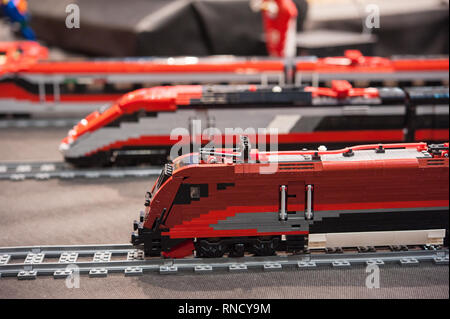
[58,142,69,153]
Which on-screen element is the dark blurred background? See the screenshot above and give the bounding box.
[2,0,449,57]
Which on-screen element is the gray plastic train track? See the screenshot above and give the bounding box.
[0,118,80,129]
[0,161,161,180]
[0,244,447,279]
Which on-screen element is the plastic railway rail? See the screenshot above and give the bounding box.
[0,161,161,181]
[0,118,79,129]
[0,244,447,279]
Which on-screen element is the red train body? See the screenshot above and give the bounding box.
[131,141,449,258]
[0,41,48,74]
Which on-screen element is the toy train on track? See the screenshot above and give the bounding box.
[1,41,448,116]
[131,140,449,258]
[59,81,449,167]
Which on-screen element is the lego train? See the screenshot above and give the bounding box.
[59,81,449,167]
[1,41,448,115]
[131,140,449,258]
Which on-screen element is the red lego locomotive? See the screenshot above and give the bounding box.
[131,140,449,258]
[60,81,449,167]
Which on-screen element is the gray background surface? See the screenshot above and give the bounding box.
[0,128,448,299]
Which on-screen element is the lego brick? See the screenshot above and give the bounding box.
[297,261,317,268]
[263,262,282,271]
[59,252,78,264]
[399,257,419,266]
[0,255,11,265]
[366,259,384,266]
[159,265,178,274]
[124,267,143,277]
[228,264,248,272]
[17,270,37,280]
[127,250,145,261]
[89,268,108,278]
[24,253,45,264]
[433,256,449,265]
[92,251,111,263]
[194,265,213,273]
[332,260,351,268]
[53,269,74,279]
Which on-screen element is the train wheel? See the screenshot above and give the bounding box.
[250,236,279,256]
[228,243,245,257]
[195,238,226,258]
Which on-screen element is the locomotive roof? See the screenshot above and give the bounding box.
[193,143,448,167]
[267,147,431,163]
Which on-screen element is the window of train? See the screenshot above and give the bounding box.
[82,79,106,94]
[0,51,6,64]
[114,82,134,93]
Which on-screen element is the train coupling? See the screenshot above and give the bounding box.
[131,218,145,245]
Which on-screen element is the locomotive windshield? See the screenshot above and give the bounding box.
[150,153,199,197]
[172,153,199,172]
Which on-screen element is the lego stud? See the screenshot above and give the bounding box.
[375,145,385,153]
[343,149,354,157]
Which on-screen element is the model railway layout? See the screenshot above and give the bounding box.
[59,82,449,167]
[1,41,448,116]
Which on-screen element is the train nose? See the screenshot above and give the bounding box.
[59,136,74,155]
[58,142,70,154]
[131,211,146,245]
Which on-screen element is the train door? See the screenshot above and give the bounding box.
[279,181,314,221]
[279,181,305,221]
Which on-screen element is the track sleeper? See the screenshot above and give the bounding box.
[124,267,143,276]
[297,261,317,268]
[0,254,11,265]
[35,173,51,180]
[60,172,76,179]
[16,165,31,173]
[53,269,73,279]
[89,268,108,278]
[59,252,78,264]
[18,270,37,280]
[127,250,144,261]
[194,265,213,273]
[332,260,351,267]
[24,253,45,264]
[433,256,449,265]
[86,172,100,179]
[93,251,111,262]
[366,259,384,266]
[399,257,419,266]
[159,265,178,274]
[10,174,26,181]
[228,264,248,272]
[263,262,282,271]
